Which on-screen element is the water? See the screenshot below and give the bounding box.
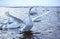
[0,6,60,39]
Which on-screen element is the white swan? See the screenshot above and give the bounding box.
[4,7,50,32]
[5,8,33,32]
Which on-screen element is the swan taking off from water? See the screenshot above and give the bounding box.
[0,7,50,32]
[5,8,33,32]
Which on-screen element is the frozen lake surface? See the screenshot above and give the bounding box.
[0,6,60,39]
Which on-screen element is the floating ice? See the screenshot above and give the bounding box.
[5,22,19,29]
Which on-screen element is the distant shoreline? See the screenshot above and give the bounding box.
[0,6,60,8]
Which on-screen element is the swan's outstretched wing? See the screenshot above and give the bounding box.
[32,11,50,22]
[5,12,24,24]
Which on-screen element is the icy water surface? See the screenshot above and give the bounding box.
[0,6,60,39]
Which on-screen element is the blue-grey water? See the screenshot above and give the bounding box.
[0,6,60,39]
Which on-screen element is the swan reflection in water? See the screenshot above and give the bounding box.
[20,31,40,39]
